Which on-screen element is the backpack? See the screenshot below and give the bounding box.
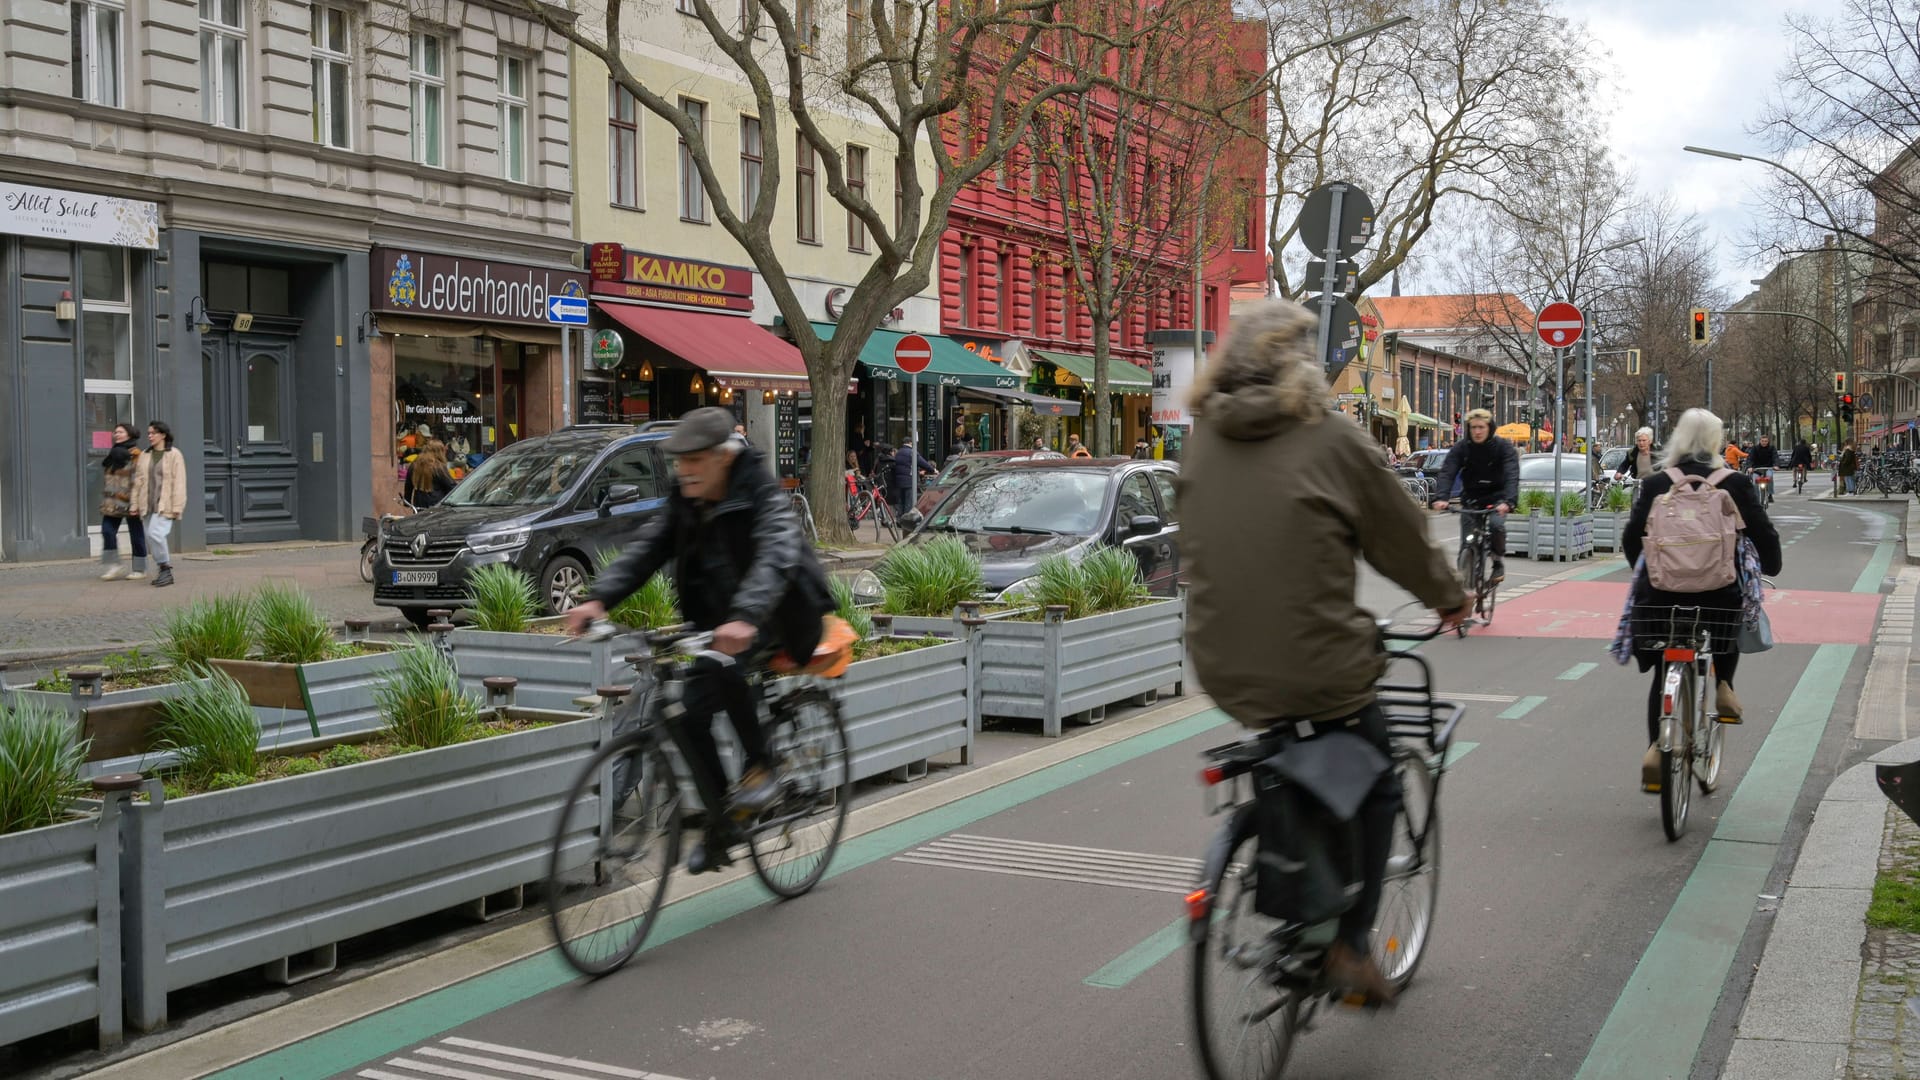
[1643,467,1744,592]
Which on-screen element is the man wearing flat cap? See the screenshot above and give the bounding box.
[567,407,834,873]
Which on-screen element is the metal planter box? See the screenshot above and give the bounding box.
[208,646,403,743]
[449,626,640,711]
[834,638,972,781]
[1530,514,1595,560]
[1505,514,1534,558]
[2,676,210,779]
[0,792,132,1050]
[1592,511,1629,553]
[979,599,1184,737]
[118,709,604,1030]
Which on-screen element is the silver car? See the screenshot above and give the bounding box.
[1518,453,1595,498]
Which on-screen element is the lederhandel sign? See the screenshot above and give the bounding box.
[587,243,755,313]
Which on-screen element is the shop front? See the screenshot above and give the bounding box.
[368,247,585,518]
[811,324,1047,464]
[1028,348,1154,452]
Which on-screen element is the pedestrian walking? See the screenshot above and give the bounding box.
[1839,441,1859,495]
[890,441,936,513]
[98,422,147,580]
[129,420,187,588]
[407,439,457,508]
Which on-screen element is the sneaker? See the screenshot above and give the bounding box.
[1489,560,1506,585]
[127,571,146,580]
[728,765,783,819]
[100,564,127,581]
[1325,940,1396,1007]
[1642,743,1662,793]
[686,828,738,874]
[1715,681,1743,723]
[152,567,174,588]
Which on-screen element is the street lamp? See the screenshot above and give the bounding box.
[1684,144,1858,428]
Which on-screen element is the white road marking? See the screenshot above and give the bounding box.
[361,1037,690,1080]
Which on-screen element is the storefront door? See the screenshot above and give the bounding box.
[202,327,301,543]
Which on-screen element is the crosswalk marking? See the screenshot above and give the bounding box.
[895,833,1203,894]
[361,1037,690,1080]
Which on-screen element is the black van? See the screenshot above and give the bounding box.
[372,425,672,628]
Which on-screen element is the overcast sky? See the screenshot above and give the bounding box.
[1561,0,1808,296]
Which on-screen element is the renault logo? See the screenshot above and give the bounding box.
[410,533,428,559]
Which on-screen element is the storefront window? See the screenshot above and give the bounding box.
[246,351,281,442]
[392,335,525,467]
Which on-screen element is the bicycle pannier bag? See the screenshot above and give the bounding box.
[1643,467,1743,593]
[1251,731,1389,924]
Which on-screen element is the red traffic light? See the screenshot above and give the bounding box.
[1844,394,1855,405]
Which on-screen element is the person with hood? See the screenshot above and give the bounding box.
[1179,299,1471,1005]
[98,422,147,580]
[567,408,835,875]
[1432,408,1521,584]
[129,420,186,588]
[1839,441,1860,495]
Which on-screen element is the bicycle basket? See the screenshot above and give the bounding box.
[1629,604,1744,653]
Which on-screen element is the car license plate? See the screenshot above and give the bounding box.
[392,570,438,586]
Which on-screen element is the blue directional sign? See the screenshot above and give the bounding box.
[546,294,589,325]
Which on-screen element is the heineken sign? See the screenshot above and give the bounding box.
[590,329,625,370]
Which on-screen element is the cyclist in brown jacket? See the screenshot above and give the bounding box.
[1180,299,1470,1003]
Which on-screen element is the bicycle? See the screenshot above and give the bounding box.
[846,472,901,543]
[544,621,854,976]
[1751,466,1775,507]
[359,494,419,583]
[1792,464,1807,495]
[1188,614,1463,1079]
[1630,604,1738,841]
[1440,506,1499,634]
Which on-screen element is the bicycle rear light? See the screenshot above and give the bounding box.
[1200,764,1228,787]
[1185,888,1211,921]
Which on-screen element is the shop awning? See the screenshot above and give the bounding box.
[600,301,809,387]
[810,322,1022,389]
[961,386,1084,416]
[1406,411,1442,428]
[1030,349,1153,391]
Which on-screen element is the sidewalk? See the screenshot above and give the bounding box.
[0,538,891,664]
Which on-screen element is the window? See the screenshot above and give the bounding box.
[498,54,529,183]
[795,0,818,49]
[577,444,661,511]
[679,98,708,222]
[1235,197,1256,251]
[609,82,641,208]
[1148,471,1177,524]
[846,145,868,251]
[199,0,244,127]
[80,245,138,519]
[310,5,351,148]
[1033,263,1048,336]
[846,1,866,67]
[740,115,764,217]
[71,0,123,107]
[796,133,819,243]
[1117,473,1159,527]
[956,249,971,326]
[409,32,446,167]
[997,253,1011,330]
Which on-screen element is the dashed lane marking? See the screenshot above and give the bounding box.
[1498,695,1548,720]
[1558,662,1598,681]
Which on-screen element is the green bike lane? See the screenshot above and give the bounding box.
[152,499,1889,1080]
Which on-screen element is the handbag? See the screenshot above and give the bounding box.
[1739,604,1775,653]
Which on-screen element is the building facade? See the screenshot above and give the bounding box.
[1353,294,1536,448]
[0,0,575,562]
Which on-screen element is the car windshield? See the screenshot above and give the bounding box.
[441,447,595,507]
[934,458,981,487]
[929,470,1109,536]
[1520,456,1587,482]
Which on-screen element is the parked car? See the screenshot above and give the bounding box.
[1518,452,1596,499]
[902,457,1181,598]
[910,449,1066,521]
[372,425,672,627]
[1599,445,1629,476]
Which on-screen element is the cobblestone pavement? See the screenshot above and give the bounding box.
[1851,806,1920,1078]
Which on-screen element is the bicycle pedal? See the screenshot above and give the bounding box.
[1715,714,1743,725]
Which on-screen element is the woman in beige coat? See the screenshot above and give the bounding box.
[128,420,187,587]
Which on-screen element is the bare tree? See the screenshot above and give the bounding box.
[1590,198,1727,435]
[519,0,1129,540]
[1255,0,1600,302]
[1024,1,1259,454]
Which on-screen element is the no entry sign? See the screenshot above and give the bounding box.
[1536,302,1585,349]
[894,334,932,375]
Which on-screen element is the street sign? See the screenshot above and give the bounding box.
[894,333,932,375]
[1536,301,1584,348]
[1305,260,1358,293]
[547,294,589,325]
[1318,296,1363,371]
[1296,183,1376,260]
[589,328,624,369]
[1337,392,1370,402]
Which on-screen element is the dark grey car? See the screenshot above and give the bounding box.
[902,457,1182,598]
[372,426,671,627]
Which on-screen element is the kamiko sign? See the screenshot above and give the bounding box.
[371,247,588,326]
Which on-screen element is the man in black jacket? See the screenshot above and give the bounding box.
[1431,409,1521,583]
[566,408,834,873]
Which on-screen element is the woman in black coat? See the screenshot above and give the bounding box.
[1621,410,1783,790]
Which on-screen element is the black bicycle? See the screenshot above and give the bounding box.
[1188,617,1463,1079]
[545,622,853,976]
[1443,506,1500,634]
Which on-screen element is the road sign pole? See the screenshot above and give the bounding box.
[908,372,920,511]
[1315,184,1347,376]
[1583,336,1596,466]
[561,326,572,427]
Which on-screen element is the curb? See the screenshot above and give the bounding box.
[1722,736,1920,1078]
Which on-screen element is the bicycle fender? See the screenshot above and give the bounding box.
[1191,804,1257,943]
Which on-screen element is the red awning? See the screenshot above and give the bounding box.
[597,301,809,387]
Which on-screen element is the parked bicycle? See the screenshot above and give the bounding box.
[544,621,854,976]
[845,470,901,543]
[1631,604,1737,841]
[1188,614,1463,1079]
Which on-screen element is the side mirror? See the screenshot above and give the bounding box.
[599,483,642,513]
[899,509,923,530]
[1127,514,1163,538]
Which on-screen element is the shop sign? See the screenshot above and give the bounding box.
[587,243,754,312]
[372,247,588,325]
[1151,342,1197,428]
[823,287,904,326]
[0,181,160,248]
[590,329,625,370]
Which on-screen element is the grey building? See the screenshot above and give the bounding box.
[0,0,576,562]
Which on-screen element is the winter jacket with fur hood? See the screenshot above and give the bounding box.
[1177,302,1466,727]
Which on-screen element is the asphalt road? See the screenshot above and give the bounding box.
[60,492,1907,1080]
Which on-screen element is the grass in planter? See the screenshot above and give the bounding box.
[155,671,261,783]
[831,577,874,640]
[467,564,540,632]
[0,699,90,835]
[1024,549,1149,620]
[162,594,255,674]
[594,553,682,631]
[1605,483,1635,513]
[253,583,338,664]
[852,635,944,661]
[31,647,172,692]
[876,536,984,616]
[1515,489,1555,515]
[1556,490,1589,517]
[373,644,482,749]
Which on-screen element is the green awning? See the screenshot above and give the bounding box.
[1406,412,1442,428]
[810,323,1022,389]
[1030,348,1153,390]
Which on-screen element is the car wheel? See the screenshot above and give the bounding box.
[542,554,590,616]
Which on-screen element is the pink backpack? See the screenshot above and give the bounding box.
[1644,467,1744,592]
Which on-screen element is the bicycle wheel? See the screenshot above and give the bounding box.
[1191,823,1300,1080]
[1375,749,1439,990]
[1454,541,1481,637]
[746,686,852,898]
[1695,663,1723,793]
[547,733,682,976]
[1660,665,1693,842]
[1480,573,1500,625]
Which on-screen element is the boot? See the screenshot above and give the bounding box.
[686,825,738,875]
[729,765,782,819]
[1642,743,1662,793]
[152,564,174,588]
[1716,681,1743,724]
[1490,558,1506,585]
[1325,940,1396,1007]
[100,554,127,581]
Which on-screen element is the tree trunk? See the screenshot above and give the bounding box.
[807,359,856,547]
[1091,315,1112,456]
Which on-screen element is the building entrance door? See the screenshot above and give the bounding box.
[201,323,301,543]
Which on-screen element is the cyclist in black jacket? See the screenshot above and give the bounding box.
[1431,409,1521,583]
